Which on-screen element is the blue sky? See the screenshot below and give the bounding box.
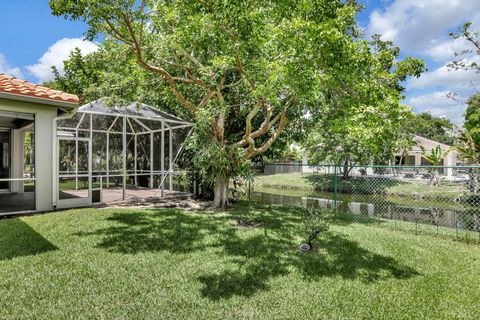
[1,0,479,124]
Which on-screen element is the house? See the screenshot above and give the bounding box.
[0,74,79,214]
[264,135,458,177]
[0,74,192,215]
[394,135,458,177]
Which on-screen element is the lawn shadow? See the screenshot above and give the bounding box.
[75,204,420,300]
[199,204,419,300]
[75,209,222,254]
[198,227,293,300]
[296,233,419,282]
[0,219,58,260]
[198,230,419,300]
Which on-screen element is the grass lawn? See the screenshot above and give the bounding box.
[254,173,467,198]
[1,203,479,319]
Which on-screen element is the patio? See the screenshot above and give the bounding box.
[55,98,193,210]
[60,187,189,205]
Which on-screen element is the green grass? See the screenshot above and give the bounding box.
[387,183,466,197]
[254,173,467,198]
[1,203,479,319]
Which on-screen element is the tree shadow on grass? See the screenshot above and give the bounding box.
[198,229,419,300]
[75,204,420,300]
[197,229,292,300]
[297,233,419,282]
[0,219,57,260]
[75,209,222,254]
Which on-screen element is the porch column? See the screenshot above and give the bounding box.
[414,154,422,166]
[161,122,165,197]
[169,128,172,191]
[150,132,154,188]
[122,117,126,200]
[10,129,24,193]
[445,153,455,177]
[134,134,137,186]
[414,153,422,175]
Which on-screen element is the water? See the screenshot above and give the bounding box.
[251,189,480,231]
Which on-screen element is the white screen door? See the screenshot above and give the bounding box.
[57,137,91,208]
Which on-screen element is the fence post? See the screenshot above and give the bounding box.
[248,178,252,204]
[192,172,197,196]
[333,164,338,211]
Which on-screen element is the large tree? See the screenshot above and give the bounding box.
[50,0,377,208]
[448,22,480,141]
[464,93,480,144]
[305,36,425,176]
[408,112,457,145]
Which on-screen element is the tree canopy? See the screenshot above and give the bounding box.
[304,36,425,174]
[408,112,456,145]
[50,0,424,204]
[448,21,480,144]
[465,93,480,144]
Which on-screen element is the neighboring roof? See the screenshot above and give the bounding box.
[412,135,452,151]
[0,73,79,106]
[78,98,193,125]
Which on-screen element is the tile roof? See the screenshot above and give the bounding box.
[0,73,79,105]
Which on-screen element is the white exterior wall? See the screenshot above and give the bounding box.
[414,153,422,166]
[0,98,59,212]
[444,152,457,177]
[395,135,458,177]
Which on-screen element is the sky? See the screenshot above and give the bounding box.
[1,0,479,124]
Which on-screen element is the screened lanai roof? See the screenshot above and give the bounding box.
[78,98,193,127]
[55,98,193,203]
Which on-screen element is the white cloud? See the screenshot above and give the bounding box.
[408,91,466,124]
[367,0,480,57]
[426,37,473,62]
[26,38,98,82]
[0,53,24,78]
[366,0,480,125]
[407,59,480,91]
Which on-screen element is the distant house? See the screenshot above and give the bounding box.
[394,135,457,177]
[263,135,458,177]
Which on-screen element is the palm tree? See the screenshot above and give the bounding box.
[452,130,480,194]
[420,145,450,186]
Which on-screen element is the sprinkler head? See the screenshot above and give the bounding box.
[299,243,311,252]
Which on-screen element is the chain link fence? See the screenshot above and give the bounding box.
[247,163,480,243]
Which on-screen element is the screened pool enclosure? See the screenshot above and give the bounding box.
[55,99,193,208]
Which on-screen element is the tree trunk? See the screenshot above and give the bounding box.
[342,160,351,179]
[213,175,229,209]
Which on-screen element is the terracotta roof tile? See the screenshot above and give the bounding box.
[0,73,79,104]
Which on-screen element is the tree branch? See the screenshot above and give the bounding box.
[464,32,480,52]
[235,51,256,91]
[197,90,216,109]
[103,17,133,45]
[242,110,288,159]
[120,12,198,112]
[220,25,256,91]
[178,49,205,69]
[238,100,264,148]
[238,99,293,147]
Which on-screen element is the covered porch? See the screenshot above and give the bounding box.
[0,109,36,214]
